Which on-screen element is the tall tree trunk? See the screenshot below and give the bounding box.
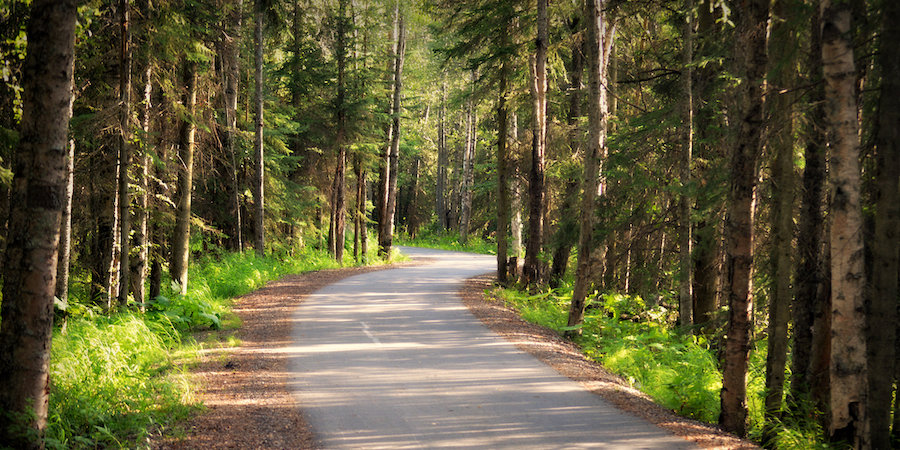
[354,156,367,262]
[170,61,197,295]
[790,8,828,413]
[677,0,693,328]
[223,0,243,251]
[117,0,133,306]
[496,51,512,284]
[567,0,613,336]
[821,1,869,445]
[408,157,421,238]
[550,21,584,288]
[332,0,348,262]
[718,0,768,436]
[523,0,549,286]
[253,0,265,256]
[130,5,153,307]
[763,0,795,435]
[0,1,76,444]
[379,9,405,257]
[459,71,476,245]
[55,139,75,325]
[866,1,900,446]
[510,111,522,260]
[378,2,398,255]
[436,76,448,231]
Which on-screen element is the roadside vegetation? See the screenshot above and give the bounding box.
[40,242,386,449]
[487,283,829,449]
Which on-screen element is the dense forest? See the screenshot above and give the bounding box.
[0,0,897,448]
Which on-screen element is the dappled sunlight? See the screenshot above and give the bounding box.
[285,247,692,449]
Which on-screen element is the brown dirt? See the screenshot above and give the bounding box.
[155,260,756,449]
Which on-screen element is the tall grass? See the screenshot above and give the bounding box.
[42,244,381,448]
[490,285,829,448]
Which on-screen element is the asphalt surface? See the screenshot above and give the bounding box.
[289,246,693,449]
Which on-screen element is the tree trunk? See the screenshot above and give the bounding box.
[379,10,405,257]
[378,2,398,256]
[718,0,768,437]
[790,9,828,413]
[436,76,448,231]
[331,0,348,263]
[223,0,243,251]
[496,50,512,284]
[0,1,76,443]
[763,0,795,435]
[55,139,75,325]
[459,71,476,245]
[130,7,153,307]
[677,0,693,328]
[354,156,367,263]
[170,61,197,295]
[408,157,421,238]
[866,1,900,446]
[550,21,584,288]
[117,0,133,306]
[523,0,549,286]
[253,0,265,256]
[567,0,612,336]
[821,1,868,445]
[510,111,522,260]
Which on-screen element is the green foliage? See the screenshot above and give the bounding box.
[489,285,826,446]
[46,314,194,449]
[43,245,368,448]
[396,230,495,255]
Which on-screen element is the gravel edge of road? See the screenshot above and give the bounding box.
[458,273,759,450]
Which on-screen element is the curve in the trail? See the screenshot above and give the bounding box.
[289,247,693,449]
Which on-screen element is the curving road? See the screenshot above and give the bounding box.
[289,247,693,449]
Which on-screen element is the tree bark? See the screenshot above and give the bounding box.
[253,0,265,256]
[866,1,900,446]
[223,0,243,251]
[55,139,75,327]
[496,43,512,284]
[379,10,405,257]
[567,0,613,336]
[459,71,476,245]
[130,2,153,307]
[763,0,795,435]
[821,1,868,445]
[790,8,828,414]
[677,0,693,328]
[170,61,197,295]
[436,76,449,231]
[117,0,133,306]
[718,0,768,437]
[0,0,76,444]
[331,0,349,262]
[523,0,549,286]
[550,20,584,288]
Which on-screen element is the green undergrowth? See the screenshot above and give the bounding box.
[396,230,496,255]
[488,285,828,449]
[43,244,386,449]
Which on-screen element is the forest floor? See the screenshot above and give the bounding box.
[153,257,755,449]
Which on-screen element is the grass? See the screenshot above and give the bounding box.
[41,241,390,449]
[488,284,830,449]
[395,230,497,255]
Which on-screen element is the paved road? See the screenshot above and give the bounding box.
[289,247,693,449]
